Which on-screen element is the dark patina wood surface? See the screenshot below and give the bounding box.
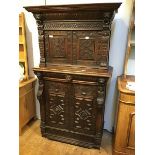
[24,3,121,149]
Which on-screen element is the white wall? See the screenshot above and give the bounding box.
[104,0,134,131]
[19,0,133,131]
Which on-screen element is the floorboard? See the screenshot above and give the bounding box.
[19,119,113,155]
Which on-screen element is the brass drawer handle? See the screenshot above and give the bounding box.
[55,89,58,92]
[81,92,86,95]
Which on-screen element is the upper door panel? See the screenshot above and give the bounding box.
[72,31,110,67]
[44,31,72,65]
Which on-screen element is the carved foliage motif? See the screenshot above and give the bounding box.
[33,14,44,34]
[95,78,106,143]
[34,72,44,101]
[33,14,45,66]
[97,78,106,107]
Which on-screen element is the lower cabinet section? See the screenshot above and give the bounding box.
[34,71,109,148]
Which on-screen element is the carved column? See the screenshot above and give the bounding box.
[34,71,46,136]
[95,78,106,146]
[33,14,46,67]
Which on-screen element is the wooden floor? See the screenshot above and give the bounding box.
[19,119,113,155]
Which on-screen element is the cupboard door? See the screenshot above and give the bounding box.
[19,96,27,128]
[72,31,110,67]
[25,88,36,121]
[114,102,135,154]
[71,82,97,135]
[45,80,69,129]
[127,113,135,148]
[44,31,72,65]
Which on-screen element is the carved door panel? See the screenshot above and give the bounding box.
[72,31,110,67]
[45,80,69,129]
[44,31,72,65]
[71,82,98,135]
[127,112,135,148]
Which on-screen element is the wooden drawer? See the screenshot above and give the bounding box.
[19,82,33,97]
[73,83,97,98]
[47,81,66,94]
[119,92,135,105]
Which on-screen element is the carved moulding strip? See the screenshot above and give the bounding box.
[34,71,46,135]
[42,11,114,21]
[95,78,107,145]
[33,14,46,67]
[44,21,109,31]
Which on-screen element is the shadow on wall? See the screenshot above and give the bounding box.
[25,15,41,119]
[104,18,128,132]
[25,22,34,77]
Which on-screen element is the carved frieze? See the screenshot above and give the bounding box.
[44,21,107,31]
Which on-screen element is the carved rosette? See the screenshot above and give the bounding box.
[95,78,106,144]
[33,14,45,67]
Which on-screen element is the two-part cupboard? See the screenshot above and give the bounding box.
[25,3,121,148]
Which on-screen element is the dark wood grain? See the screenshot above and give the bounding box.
[24,3,121,13]
[25,3,121,149]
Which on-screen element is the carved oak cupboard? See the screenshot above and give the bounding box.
[24,3,121,148]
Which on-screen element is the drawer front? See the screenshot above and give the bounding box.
[19,82,33,97]
[45,80,69,129]
[119,92,135,105]
[74,84,97,98]
[48,81,66,95]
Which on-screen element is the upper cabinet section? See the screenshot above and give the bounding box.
[24,3,121,69]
